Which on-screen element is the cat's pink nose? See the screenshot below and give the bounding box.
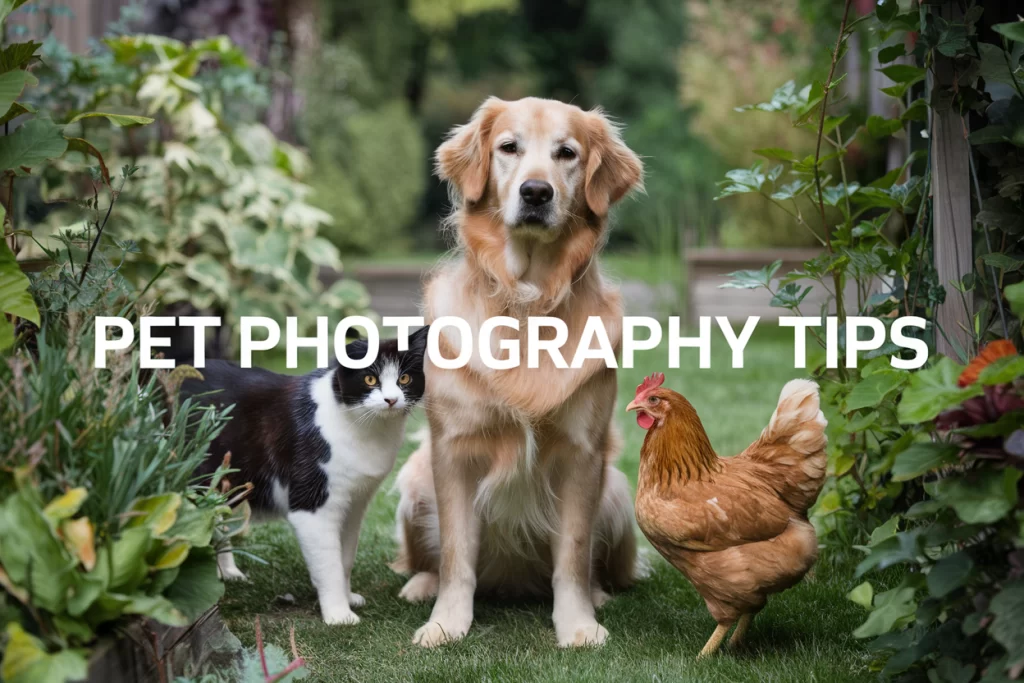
[385,398,397,407]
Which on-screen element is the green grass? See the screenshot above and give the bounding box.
[221,326,874,682]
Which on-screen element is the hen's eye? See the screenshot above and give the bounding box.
[364,375,378,387]
[399,373,411,385]
[556,146,576,160]
[499,141,517,154]
[648,396,659,405]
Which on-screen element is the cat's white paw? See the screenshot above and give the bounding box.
[556,621,609,648]
[348,592,365,609]
[413,620,466,648]
[216,554,247,581]
[321,603,360,626]
[399,572,439,603]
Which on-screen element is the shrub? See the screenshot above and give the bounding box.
[717,1,1024,679]
[30,34,371,339]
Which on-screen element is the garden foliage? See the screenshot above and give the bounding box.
[0,6,252,681]
[31,31,371,337]
[718,1,1024,679]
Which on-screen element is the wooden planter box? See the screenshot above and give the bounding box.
[84,607,241,683]
[685,247,860,323]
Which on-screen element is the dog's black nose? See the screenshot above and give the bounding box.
[519,180,553,206]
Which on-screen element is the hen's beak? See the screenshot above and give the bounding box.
[625,399,641,413]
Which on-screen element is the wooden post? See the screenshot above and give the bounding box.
[929,3,974,359]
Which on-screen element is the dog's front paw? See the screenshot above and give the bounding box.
[557,621,609,648]
[399,572,439,603]
[348,592,366,609]
[413,620,467,648]
[321,603,360,626]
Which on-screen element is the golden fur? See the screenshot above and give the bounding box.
[392,97,644,648]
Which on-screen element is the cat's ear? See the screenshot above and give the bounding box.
[344,336,369,363]
[407,326,429,356]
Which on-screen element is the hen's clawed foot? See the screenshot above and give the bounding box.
[728,614,753,649]
[696,624,731,660]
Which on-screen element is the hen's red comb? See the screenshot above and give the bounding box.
[635,372,665,398]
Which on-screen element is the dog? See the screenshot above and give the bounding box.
[392,96,644,648]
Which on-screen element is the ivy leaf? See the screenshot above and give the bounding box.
[0,118,68,172]
[901,99,928,123]
[891,442,959,481]
[994,21,1024,44]
[0,41,41,72]
[928,468,1021,525]
[876,0,898,24]
[978,356,1024,385]
[878,43,906,63]
[981,253,1023,272]
[878,64,927,85]
[897,357,984,424]
[163,546,225,622]
[927,552,972,598]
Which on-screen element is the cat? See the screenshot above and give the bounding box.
[181,326,429,625]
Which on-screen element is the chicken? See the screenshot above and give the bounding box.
[626,373,827,658]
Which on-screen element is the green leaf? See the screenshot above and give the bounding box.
[753,147,797,162]
[866,115,902,139]
[879,64,926,85]
[848,581,874,609]
[878,43,906,63]
[719,260,782,291]
[928,468,1021,525]
[0,118,67,171]
[981,253,1024,272]
[64,137,110,186]
[994,21,1024,44]
[0,41,41,73]
[67,111,154,128]
[990,580,1024,673]
[184,253,230,301]
[0,227,40,331]
[164,546,224,622]
[1,623,88,683]
[853,584,917,638]
[108,526,152,591]
[0,69,35,120]
[770,283,811,309]
[0,101,34,126]
[125,594,188,627]
[897,357,984,424]
[892,442,959,481]
[1006,281,1024,318]
[125,493,181,536]
[846,371,908,411]
[927,552,972,598]
[42,487,87,524]
[869,516,901,546]
[978,355,1024,385]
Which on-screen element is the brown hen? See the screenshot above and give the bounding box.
[626,373,827,658]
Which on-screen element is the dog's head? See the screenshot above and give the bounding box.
[436,97,643,240]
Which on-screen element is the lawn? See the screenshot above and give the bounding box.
[220,326,875,682]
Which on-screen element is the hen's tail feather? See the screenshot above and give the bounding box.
[749,379,828,513]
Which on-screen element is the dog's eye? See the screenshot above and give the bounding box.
[364,375,378,387]
[499,141,517,154]
[557,146,577,160]
[399,373,411,385]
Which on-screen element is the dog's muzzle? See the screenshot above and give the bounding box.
[514,180,555,228]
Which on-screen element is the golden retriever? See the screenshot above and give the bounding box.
[392,96,644,648]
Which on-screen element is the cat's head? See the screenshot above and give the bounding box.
[333,326,429,418]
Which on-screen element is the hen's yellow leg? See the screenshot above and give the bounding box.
[697,624,731,659]
[728,614,753,648]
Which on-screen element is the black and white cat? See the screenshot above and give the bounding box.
[182,326,429,625]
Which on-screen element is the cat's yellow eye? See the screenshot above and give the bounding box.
[399,373,411,385]
[364,375,378,387]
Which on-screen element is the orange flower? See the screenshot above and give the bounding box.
[958,340,1018,387]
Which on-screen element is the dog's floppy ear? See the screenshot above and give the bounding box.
[436,97,506,204]
[583,109,644,217]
